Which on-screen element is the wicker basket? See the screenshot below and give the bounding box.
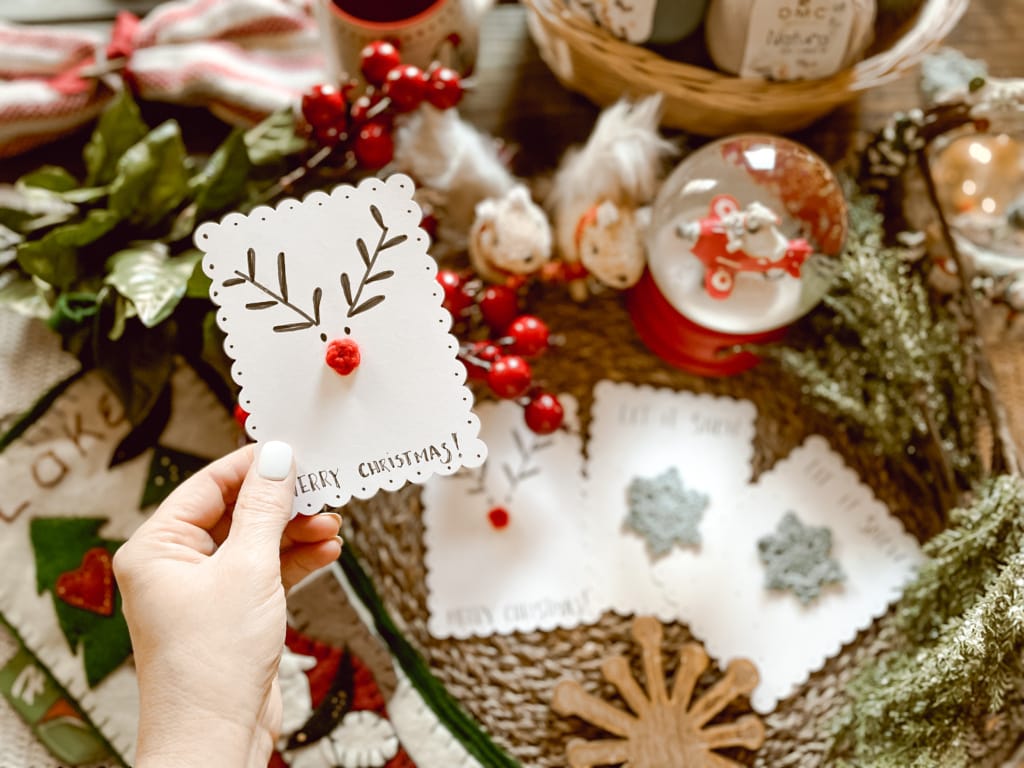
[522,0,969,135]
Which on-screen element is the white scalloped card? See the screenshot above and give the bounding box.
[422,397,596,638]
[668,435,923,713]
[585,380,759,621]
[196,174,487,516]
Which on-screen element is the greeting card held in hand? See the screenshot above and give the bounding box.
[197,174,487,516]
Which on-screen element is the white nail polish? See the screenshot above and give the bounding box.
[258,441,293,481]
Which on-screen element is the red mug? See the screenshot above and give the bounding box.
[315,0,492,82]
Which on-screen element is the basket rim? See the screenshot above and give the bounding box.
[522,0,969,98]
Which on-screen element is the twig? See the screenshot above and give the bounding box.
[917,149,1022,477]
[225,249,322,333]
[251,145,338,206]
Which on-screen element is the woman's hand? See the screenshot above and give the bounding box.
[114,442,342,768]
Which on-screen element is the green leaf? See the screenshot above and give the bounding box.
[185,257,212,298]
[15,209,119,289]
[17,166,78,193]
[84,89,149,186]
[0,278,50,319]
[108,121,190,226]
[192,129,252,215]
[0,184,77,233]
[106,243,202,327]
[243,108,306,166]
[60,186,110,205]
[94,317,175,426]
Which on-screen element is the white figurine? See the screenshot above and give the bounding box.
[393,105,552,280]
[547,95,676,299]
[468,186,553,283]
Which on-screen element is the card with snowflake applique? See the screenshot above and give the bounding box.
[197,174,487,516]
[675,435,923,713]
[585,381,758,621]
[422,397,596,637]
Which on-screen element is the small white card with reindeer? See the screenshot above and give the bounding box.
[422,396,596,638]
[585,381,758,621]
[197,174,487,517]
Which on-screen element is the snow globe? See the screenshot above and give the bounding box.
[629,134,848,376]
[928,132,1024,305]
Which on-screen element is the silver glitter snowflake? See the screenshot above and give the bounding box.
[757,511,845,605]
[623,467,709,560]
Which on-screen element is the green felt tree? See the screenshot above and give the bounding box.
[29,518,131,688]
[831,476,1024,767]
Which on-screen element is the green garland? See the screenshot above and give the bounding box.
[0,91,308,439]
[831,476,1024,767]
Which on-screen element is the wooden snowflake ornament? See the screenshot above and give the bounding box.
[552,616,764,768]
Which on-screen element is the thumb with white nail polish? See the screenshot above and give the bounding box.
[225,440,295,559]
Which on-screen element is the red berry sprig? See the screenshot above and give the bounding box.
[299,40,465,172]
[437,270,564,435]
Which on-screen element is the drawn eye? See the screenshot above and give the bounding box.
[591,245,600,256]
[524,254,534,263]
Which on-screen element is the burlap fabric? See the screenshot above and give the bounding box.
[343,286,1024,767]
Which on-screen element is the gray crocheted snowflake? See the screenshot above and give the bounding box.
[757,511,845,605]
[623,467,709,560]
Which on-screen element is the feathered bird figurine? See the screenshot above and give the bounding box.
[547,95,676,299]
[393,105,551,283]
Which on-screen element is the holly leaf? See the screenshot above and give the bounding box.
[29,518,131,688]
[185,258,212,298]
[192,129,252,216]
[244,108,306,166]
[0,278,50,319]
[105,243,202,327]
[16,209,119,289]
[93,317,175,426]
[108,121,190,226]
[83,89,149,186]
[17,166,78,193]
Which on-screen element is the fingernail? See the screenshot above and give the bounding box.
[334,535,344,551]
[258,441,293,481]
[323,512,343,527]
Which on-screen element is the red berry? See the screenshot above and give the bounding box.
[383,65,427,112]
[350,93,385,125]
[313,124,343,147]
[437,270,474,316]
[353,120,394,168]
[360,41,402,86]
[478,285,519,331]
[419,211,438,240]
[524,391,564,435]
[325,337,361,376]
[426,66,463,109]
[487,506,510,529]
[506,315,549,357]
[487,355,532,399]
[463,340,500,380]
[301,84,347,131]
[233,404,249,428]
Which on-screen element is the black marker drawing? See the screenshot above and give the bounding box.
[222,248,323,334]
[459,427,554,508]
[340,204,407,318]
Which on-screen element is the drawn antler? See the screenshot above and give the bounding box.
[222,248,323,334]
[340,204,407,318]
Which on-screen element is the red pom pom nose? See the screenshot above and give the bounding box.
[325,337,361,376]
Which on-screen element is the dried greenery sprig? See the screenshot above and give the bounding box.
[767,183,979,525]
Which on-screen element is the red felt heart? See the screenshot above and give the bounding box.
[56,547,115,617]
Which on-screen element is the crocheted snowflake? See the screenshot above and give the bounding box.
[757,511,845,605]
[623,467,709,559]
[552,616,764,768]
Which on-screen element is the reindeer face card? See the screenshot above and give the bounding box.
[197,174,487,516]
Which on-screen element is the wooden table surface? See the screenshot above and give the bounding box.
[0,0,1019,177]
